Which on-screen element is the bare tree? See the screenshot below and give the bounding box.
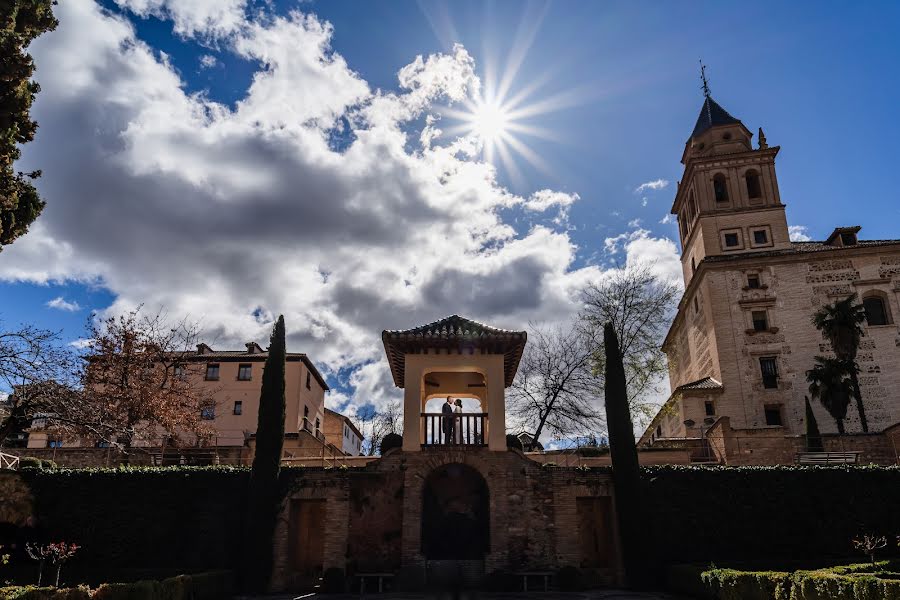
[507,324,604,447]
[580,263,680,426]
[354,400,403,456]
[0,324,77,446]
[76,308,219,449]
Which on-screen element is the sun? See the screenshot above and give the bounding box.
[469,98,510,144]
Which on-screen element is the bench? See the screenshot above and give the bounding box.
[356,572,394,594]
[516,571,553,592]
[795,451,860,465]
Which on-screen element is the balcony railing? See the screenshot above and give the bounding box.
[421,412,487,447]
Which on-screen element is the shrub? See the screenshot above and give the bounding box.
[185,570,232,600]
[322,567,345,594]
[17,457,44,470]
[700,568,789,600]
[0,587,90,600]
[505,434,523,451]
[92,580,161,600]
[379,433,402,454]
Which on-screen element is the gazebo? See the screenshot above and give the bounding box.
[382,315,527,452]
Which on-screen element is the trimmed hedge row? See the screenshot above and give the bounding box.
[641,466,900,567]
[668,562,900,600]
[11,467,252,582]
[0,570,231,600]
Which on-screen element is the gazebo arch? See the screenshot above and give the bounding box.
[382,315,527,451]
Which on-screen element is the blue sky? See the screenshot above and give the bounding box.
[2,0,899,412]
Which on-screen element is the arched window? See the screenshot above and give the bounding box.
[713,174,729,203]
[745,169,762,199]
[863,293,891,326]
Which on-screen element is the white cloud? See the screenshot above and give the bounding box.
[46,296,82,312]
[114,0,247,38]
[69,338,94,349]
[789,225,812,242]
[659,214,676,225]
[3,0,681,413]
[198,54,218,69]
[634,179,669,194]
[603,229,682,285]
[628,218,642,228]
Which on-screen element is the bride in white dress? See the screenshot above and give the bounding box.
[453,398,464,444]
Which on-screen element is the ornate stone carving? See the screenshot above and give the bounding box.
[808,259,853,272]
[806,270,860,284]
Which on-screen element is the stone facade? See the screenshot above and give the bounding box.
[640,94,900,465]
[269,447,621,592]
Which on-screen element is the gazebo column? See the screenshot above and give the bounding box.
[486,361,506,451]
[402,362,424,452]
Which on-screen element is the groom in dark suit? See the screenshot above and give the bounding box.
[441,396,455,444]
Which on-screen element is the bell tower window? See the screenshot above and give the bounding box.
[863,293,891,326]
[713,174,729,203]
[745,170,762,199]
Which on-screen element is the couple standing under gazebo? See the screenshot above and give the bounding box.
[440,396,468,444]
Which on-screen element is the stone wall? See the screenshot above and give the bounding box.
[706,416,899,465]
[269,447,621,592]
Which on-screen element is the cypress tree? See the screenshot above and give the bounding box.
[804,396,824,452]
[243,315,287,592]
[603,323,642,587]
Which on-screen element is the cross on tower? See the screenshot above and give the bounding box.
[699,59,711,99]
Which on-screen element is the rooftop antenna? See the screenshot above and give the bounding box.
[699,59,711,99]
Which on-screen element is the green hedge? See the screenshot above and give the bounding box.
[669,563,900,600]
[642,466,900,568]
[13,468,252,582]
[0,571,231,600]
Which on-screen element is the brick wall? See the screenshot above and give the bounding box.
[268,447,621,592]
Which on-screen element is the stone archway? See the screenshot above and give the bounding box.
[421,462,490,560]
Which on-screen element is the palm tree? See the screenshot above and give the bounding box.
[812,295,868,432]
[806,356,854,434]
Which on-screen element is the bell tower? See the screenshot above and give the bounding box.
[672,70,791,286]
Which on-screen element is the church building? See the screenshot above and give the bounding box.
[639,92,900,464]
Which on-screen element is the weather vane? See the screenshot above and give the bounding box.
[699,59,711,99]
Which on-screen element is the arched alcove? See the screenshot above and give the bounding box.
[421,463,490,560]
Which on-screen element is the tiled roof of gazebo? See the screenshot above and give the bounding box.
[382,315,527,388]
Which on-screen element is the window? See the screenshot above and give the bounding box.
[95,440,110,448]
[238,364,252,381]
[753,230,768,245]
[656,425,662,437]
[704,401,715,416]
[233,401,243,415]
[47,438,63,448]
[747,274,761,289]
[713,174,729,203]
[752,310,769,332]
[840,232,857,246]
[304,405,309,418]
[205,363,220,381]
[691,257,696,273]
[693,297,699,313]
[173,364,185,379]
[315,418,320,433]
[764,405,783,426]
[759,357,779,389]
[745,170,762,199]
[724,232,740,248]
[863,295,889,326]
[306,372,311,390]
[201,405,215,420]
